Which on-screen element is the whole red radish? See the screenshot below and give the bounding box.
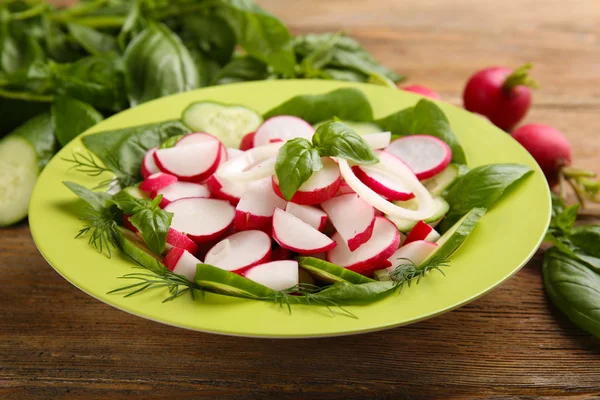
[511,124,571,186]
[463,64,538,132]
[401,85,441,100]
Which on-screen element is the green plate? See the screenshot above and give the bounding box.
[29,80,551,338]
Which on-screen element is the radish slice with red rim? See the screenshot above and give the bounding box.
[164,248,201,281]
[327,216,400,275]
[217,142,283,182]
[272,208,336,254]
[404,220,440,245]
[205,230,272,273]
[253,116,314,147]
[385,135,452,180]
[165,198,235,244]
[243,260,299,291]
[235,178,287,231]
[206,174,247,205]
[165,228,198,254]
[141,147,160,179]
[154,142,222,182]
[139,172,177,193]
[285,202,328,231]
[321,193,375,251]
[152,181,210,208]
[272,157,341,205]
[386,240,438,270]
[337,154,434,220]
[351,151,414,201]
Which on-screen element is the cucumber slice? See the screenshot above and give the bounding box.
[122,186,150,200]
[0,136,39,226]
[314,120,382,136]
[419,207,486,267]
[422,164,459,196]
[387,196,449,232]
[182,101,262,148]
[195,263,276,299]
[115,228,166,275]
[298,257,374,284]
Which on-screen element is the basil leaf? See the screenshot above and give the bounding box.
[556,204,579,234]
[67,23,118,56]
[128,202,172,255]
[111,189,146,215]
[570,226,600,259]
[0,10,45,76]
[123,23,199,106]
[212,56,269,85]
[9,112,56,168]
[218,0,295,76]
[43,18,82,63]
[63,181,112,212]
[543,247,600,339]
[275,138,323,201]
[376,99,466,164]
[264,87,373,124]
[311,281,395,305]
[440,163,533,231]
[312,121,379,164]
[181,15,236,66]
[50,52,128,111]
[52,96,104,147]
[82,120,191,186]
[322,68,367,82]
[117,0,148,50]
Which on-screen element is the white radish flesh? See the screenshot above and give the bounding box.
[321,193,375,251]
[141,147,160,179]
[243,260,299,291]
[327,216,401,275]
[253,116,314,147]
[164,248,201,281]
[205,230,272,272]
[352,151,415,201]
[206,174,247,205]
[153,181,210,207]
[272,208,336,254]
[176,132,219,147]
[385,135,452,180]
[386,240,438,270]
[139,172,177,193]
[272,157,341,205]
[217,142,283,182]
[361,131,391,150]
[235,178,287,231]
[154,142,221,182]
[285,202,328,231]
[165,198,235,244]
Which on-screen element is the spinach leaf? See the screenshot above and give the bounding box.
[181,14,236,66]
[322,68,367,82]
[9,112,56,168]
[49,52,128,111]
[264,88,374,124]
[63,181,112,212]
[543,247,600,339]
[274,138,322,201]
[0,10,45,76]
[570,226,600,259]
[51,96,104,147]
[440,163,533,231]
[117,0,148,49]
[212,55,270,85]
[67,23,118,56]
[313,121,379,164]
[43,17,82,63]
[82,120,191,186]
[376,99,466,164]
[217,0,295,77]
[123,23,199,106]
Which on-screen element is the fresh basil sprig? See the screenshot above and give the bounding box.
[274,121,378,200]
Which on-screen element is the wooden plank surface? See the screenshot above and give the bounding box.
[2,1,600,398]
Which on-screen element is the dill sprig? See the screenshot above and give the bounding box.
[62,151,117,189]
[388,257,449,292]
[267,283,358,319]
[76,207,119,258]
[108,268,203,303]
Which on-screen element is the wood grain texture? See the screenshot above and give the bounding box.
[2,1,600,398]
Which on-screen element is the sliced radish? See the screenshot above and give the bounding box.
[226,148,244,159]
[206,174,247,205]
[337,156,434,220]
[285,203,327,231]
[235,178,287,231]
[122,215,138,233]
[337,181,355,195]
[164,248,201,281]
[385,135,452,180]
[327,216,401,275]
[243,260,299,291]
[253,116,314,147]
[404,220,441,245]
[139,172,178,193]
[239,132,256,151]
[204,230,272,273]
[141,147,160,179]
[154,142,222,182]
[165,198,235,244]
[272,246,293,261]
[362,131,391,150]
[321,193,375,251]
[217,142,283,182]
[152,181,210,208]
[352,151,414,201]
[272,157,341,205]
[176,132,219,147]
[386,240,438,270]
[165,228,198,254]
[272,208,336,254]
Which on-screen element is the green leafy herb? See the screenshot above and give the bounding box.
[61,151,115,189]
[123,23,199,106]
[376,99,467,164]
[212,55,270,85]
[51,95,103,147]
[274,138,323,201]
[387,258,448,292]
[109,268,203,302]
[181,14,236,66]
[158,134,185,149]
[440,163,533,231]
[63,181,113,212]
[263,87,374,124]
[67,23,118,56]
[312,121,379,164]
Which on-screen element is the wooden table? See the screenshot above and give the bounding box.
[2,1,600,398]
